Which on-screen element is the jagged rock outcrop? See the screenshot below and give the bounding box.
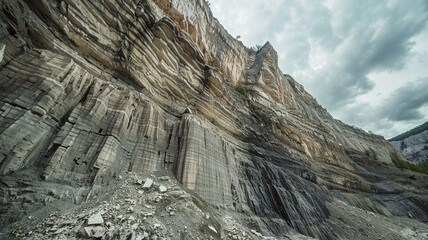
[1,0,428,239]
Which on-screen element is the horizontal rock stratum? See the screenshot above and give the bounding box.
[0,0,427,239]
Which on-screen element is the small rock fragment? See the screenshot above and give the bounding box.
[159,176,170,181]
[250,230,263,237]
[53,228,65,235]
[142,178,153,190]
[88,212,104,225]
[136,235,143,240]
[84,226,105,238]
[158,185,167,193]
[128,206,134,213]
[136,179,144,185]
[208,225,217,234]
[184,107,192,114]
[131,223,139,230]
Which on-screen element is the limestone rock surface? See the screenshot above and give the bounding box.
[390,130,428,164]
[0,0,428,239]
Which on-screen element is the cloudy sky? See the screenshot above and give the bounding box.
[210,0,428,139]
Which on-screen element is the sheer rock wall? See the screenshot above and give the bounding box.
[1,0,427,239]
[390,130,428,164]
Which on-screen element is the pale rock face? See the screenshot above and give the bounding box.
[390,130,428,164]
[0,0,427,239]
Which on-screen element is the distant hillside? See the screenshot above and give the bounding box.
[389,121,428,141]
[389,121,428,164]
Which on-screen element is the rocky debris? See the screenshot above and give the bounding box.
[2,173,230,239]
[8,177,424,240]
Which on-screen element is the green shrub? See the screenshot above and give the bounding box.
[390,151,428,174]
[363,148,378,160]
[369,147,378,160]
[234,85,247,97]
[364,149,371,156]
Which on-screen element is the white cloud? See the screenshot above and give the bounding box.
[211,0,428,138]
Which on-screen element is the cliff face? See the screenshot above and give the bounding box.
[1,1,428,239]
[389,121,428,164]
[390,131,428,164]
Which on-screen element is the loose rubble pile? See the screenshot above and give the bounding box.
[3,171,427,240]
[7,172,289,240]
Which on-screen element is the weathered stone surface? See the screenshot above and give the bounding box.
[390,129,428,164]
[0,0,427,239]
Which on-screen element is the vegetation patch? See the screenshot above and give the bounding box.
[389,121,428,141]
[369,147,378,160]
[390,151,428,175]
[364,149,371,156]
[363,147,378,160]
[234,85,247,97]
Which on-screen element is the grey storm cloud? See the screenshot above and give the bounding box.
[333,77,428,138]
[306,0,428,110]
[211,0,428,138]
[380,78,428,121]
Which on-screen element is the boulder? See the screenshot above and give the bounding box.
[142,178,154,190]
[84,226,105,238]
[87,213,104,225]
[158,185,167,193]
